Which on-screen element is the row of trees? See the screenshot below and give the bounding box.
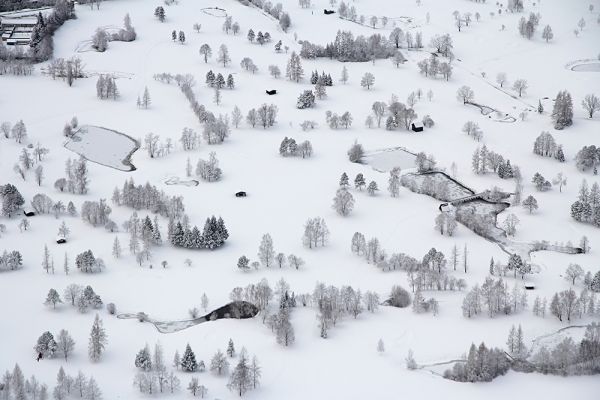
[278,137,313,158]
[169,216,229,250]
[1,363,102,400]
[35,314,106,362]
[462,276,529,318]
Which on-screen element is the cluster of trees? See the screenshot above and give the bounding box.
[247,29,271,45]
[285,51,303,82]
[54,156,90,195]
[35,313,105,362]
[347,141,364,163]
[45,56,85,86]
[0,250,23,271]
[237,0,291,31]
[518,12,541,39]
[401,173,457,203]
[302,217,329,249]
[95,75,119,99]
[531,172,552,192]
[1,119,27,144]
[133,342,181,395]
[154,6,166,22]
[447,322,600,381]
[434,209,458,236]
[112,13,136,42]
[246,104,278,129]
[574,145,600,173]
[0,363,101,400]
[472,145,518,180]
[384,100,417,131]
[143,132,173,159]
[313,282,378,338]
[310,70,333,86]
[203,114,231,144]
[299,30,396,62]
[0,55,34,75]
[529,322,600,376]
[56,283,103,313]
[549,288,586,322]
[462,275,529,318]
[325,110,353,129]
[444,343,511,382]
[417,54,453,81]
[238,233,304,271]
[296,89,316,109]
[118,212,163,265]
[81,199,112,229]
[28,0,75,62]
[278,137,313,158]
[169,216,229,250]
[570,180,600,227]
[412,286,439,315]
[551,90,573,130]
[205,70,235,89]
[267,289,296,346]
[74,249,105,273]
[221,16,240,35]
[533,132,565,162]
[13,143,50,184]
[91,29,109,52]
[332,186,354,216]
[239,57,258,74]
[170,30,186,44]
[194,152,222,182]
[179,127,200,151]
[112,178,185,219]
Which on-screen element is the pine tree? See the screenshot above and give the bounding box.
[181,344,198,372]
[112,237,121,258]
[44,289,62,308]
[339,172,349,187]
[135,344,152,371]
[88,314,107,362]
[226,339,236,357]
[354,173,366,190]
[227,351,252,396]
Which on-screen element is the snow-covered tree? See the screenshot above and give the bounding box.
[88,314,107,362]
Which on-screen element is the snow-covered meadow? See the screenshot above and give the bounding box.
[1,0,599,399]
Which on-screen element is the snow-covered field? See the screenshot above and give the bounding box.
[1,0,599,399]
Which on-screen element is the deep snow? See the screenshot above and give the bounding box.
[1,0,599,399]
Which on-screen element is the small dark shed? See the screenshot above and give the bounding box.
[324,9,335,15]
[266,90,277,95]
[23,209,35,217]
[525,285,535,290]
[411,122,424,132]
[56,237,67,244]
[235,191,247,197]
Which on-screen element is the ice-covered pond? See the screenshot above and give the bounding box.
[64,125,140,171]
[363,147,418,172]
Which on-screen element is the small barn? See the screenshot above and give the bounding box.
[411,122,424,132]
[324,9,335,15]
[56,235,67,244]
[266,90,277,95]
[23,209,35,217]
[235,191,247,197]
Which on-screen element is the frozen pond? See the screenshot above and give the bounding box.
[566,59,600,72]
[363,147,418,172]
[64,125,139,171]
